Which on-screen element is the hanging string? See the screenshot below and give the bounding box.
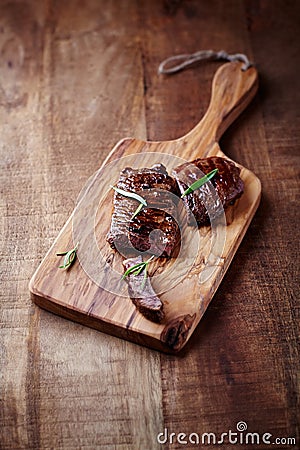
[158,50,253,74]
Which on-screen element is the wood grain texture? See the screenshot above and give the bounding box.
[29,61,260,353]
[1,0,299,449]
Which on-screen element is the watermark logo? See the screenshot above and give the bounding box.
[236,421,247,432]
[157,421,296,446]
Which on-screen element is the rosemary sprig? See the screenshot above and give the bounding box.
[181,168,219,198]
[131,202,144,220]
[122,255,155,290]
[111,185,147,206]
[57,242,79,270]
[111,185,147,220]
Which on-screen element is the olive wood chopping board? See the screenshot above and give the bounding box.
[29,61,260,353]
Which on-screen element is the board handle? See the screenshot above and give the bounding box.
[181,61,258,149]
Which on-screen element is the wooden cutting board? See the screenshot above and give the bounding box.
[29,61,260,353]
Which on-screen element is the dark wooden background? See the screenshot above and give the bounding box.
[1,1,299,449]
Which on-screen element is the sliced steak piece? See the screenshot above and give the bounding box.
[123,256,164,323]
[107,164,180,257]
[173,156,244,225]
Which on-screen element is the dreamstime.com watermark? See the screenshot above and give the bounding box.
[157,421,296,446]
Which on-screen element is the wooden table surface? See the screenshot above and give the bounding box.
[1,1,299,449]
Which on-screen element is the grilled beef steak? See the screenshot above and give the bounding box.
[107,164,180,257]
[123,256,164,323]
[173,156,244,225]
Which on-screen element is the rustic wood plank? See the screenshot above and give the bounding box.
[0,2,47,448]
[36,2,165,448]
[1,1,163,449]
[243,0,300,441]
[139,0,299,448]
[1,0,299,448]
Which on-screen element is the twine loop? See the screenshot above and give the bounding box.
[158,50,253,74]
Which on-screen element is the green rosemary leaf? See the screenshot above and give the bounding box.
[131,202,144,220]
[122,255,155,283]
[68,250,76,265]
[181,168,218,198]
[57,243,78,270]
[59,261,72,269]
[140,255,155,290]
[63,250,72,267]
[111,185,147,206]
[133,264,146,276]
[122,262,145,279]
[146,255,155,264]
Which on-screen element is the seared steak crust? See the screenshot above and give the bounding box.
[107,164,180,257]
[173,156,244,225]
